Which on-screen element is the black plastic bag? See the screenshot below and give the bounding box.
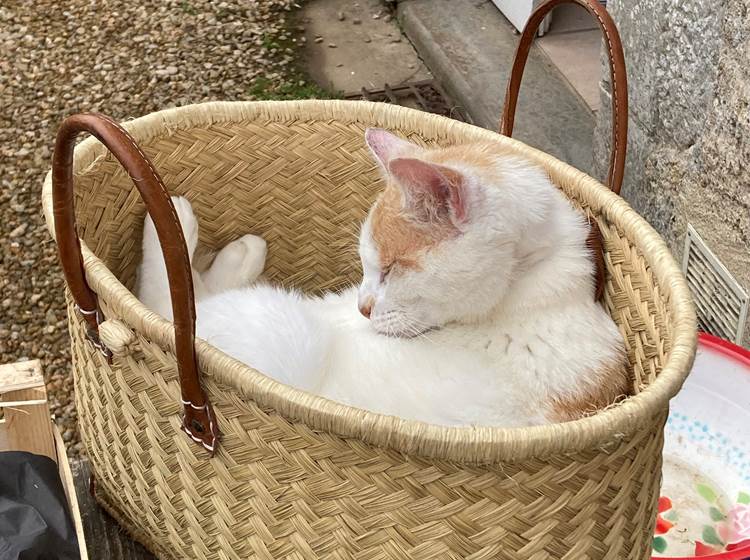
[0,451,80,560]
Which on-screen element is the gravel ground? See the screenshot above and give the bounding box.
[0,0,309,456]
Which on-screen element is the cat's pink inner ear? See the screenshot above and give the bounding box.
[388,157,467,225]
[365,128,418,170]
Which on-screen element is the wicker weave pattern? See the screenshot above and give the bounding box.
[72,312,665,559]
[45,101,696,559]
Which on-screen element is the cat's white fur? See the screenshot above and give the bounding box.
[137,130,627,427]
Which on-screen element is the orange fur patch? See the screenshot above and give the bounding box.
[547,353,631,422]
[369,142,513,271]
[370,185,450,270]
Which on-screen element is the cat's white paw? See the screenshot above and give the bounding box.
[204,234,267,293]
[170,196,199,258]
[143,195,199,259]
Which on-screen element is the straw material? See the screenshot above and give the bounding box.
[43,100,696,559]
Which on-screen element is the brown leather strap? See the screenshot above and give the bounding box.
[500,0,627,301]
[52,113,219,455]
[500,0,628,195]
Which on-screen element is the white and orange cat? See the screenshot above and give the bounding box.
[137,129,628,427]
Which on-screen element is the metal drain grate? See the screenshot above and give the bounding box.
[344,79,470,123]
[683,224,748,343]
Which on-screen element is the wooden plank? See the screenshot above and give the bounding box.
[0,360,47,392]
[0,360,56,461]
[1,360,89,558]
[71,458,156,560]
[54,425,89,560]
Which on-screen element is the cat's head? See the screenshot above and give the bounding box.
[358,128,556,337]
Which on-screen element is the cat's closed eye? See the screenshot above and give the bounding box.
[379,264,393,283]
[380,260,411,282]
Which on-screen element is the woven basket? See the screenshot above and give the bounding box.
[43,2,696,558]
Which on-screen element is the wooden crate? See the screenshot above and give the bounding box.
[0,360,88,560]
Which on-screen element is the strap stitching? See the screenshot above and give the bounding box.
[75,304,111,356]
[95,114,195,294]
[181,398,208,410]
[182,406,217,452]
[506,0,622,189]
[75,303,99,319]
[577,0,620,187]
[93,113,204,408]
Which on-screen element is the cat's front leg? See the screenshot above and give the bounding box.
[202,234,267,294]
[137,196,208,320]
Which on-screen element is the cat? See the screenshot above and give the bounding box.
[136,128,629,427]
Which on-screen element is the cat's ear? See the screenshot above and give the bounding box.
[365,128,420,171]
[388,157,468,226]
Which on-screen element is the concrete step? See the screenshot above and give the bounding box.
[300,0,431,93]
[398,0,596,173]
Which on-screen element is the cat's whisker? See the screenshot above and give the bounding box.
[407,322,437,345]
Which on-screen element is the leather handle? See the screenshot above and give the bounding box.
[52,113,219,455]
[500,0,628,194]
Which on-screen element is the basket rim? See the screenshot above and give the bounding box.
[42,100,697,463]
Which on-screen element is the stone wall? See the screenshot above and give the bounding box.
[593,0,750,346]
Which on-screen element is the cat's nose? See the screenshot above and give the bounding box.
[358,295,374,319]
